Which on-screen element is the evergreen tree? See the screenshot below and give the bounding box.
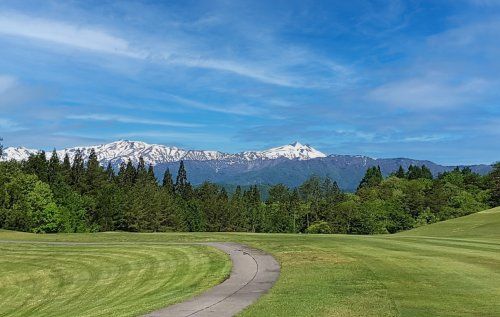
[175,161,191,198]
[123,160,136,186]
[70,150,85,192]
[105,162,114,181]
[162,168,174,193]
[228,185,244,231]
[489,162,500,207]
[24,151,48,182]
[61,153,71,180]
[117,162,126,185]
[47,149,60,184]
[136,157,147,183]
[147,164,156,183]
[0,137,3,157]
[357,166,383,191]
[395,165,406,178]
[421,165,433,180]
[85,148,104,193]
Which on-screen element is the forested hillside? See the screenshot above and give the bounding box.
[0,145,498,234]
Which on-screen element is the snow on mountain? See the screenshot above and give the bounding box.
[57,140,188,166]
[1,146,39,161]
[1,140,326,165]
[244,141,326,160]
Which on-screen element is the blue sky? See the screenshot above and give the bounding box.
[0,0,499,165]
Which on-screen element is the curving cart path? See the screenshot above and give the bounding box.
[144,242,280,317]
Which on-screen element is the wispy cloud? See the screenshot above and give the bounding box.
[166,57,303,88]
[368,77,492,109]
[67,114,203,128]
[166,94,261,116]
[0,12,351,89]
[0,12,145,58]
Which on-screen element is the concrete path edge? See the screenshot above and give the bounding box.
[143,242,280,317]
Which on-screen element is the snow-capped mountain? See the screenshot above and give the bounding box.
[1,147,39,162]
[0,140,491,191]
[241,142,326,161]
[1,140,326,166]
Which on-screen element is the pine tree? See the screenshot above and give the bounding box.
[421,165,433,180]
[175,161,191,198]
[0,137,3,157]
[136,157,147,183]
[229,185,244,231]
[147,164,156,184]
[70,150,85,192]
[395,165,406,178]
[86,148,104,193]
[117,162,126,184]
[61,153,71,182]
[105,162,114,181]
[47,149,60,184]
[123,160,137,186]
[357,166,383,191]
[162,168,174,193]
[407,165,425,180]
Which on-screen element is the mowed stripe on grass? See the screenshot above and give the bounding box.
[0,243,231,317]
[1,207,499,316]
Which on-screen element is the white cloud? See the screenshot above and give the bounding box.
[0,13,352,89]
[167,94,261,116]
[369,77,492,109]
[67,114,202,128]
[402,134,455,142]
[167,56,302,87]
[0,13,145,58]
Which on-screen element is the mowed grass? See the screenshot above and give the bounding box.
[1,207,499,316]
[0,242,231,317]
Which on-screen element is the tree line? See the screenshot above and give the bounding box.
[0,146,498,234]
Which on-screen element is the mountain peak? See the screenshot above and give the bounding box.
[255,142,326,160]
[2,140,327,164]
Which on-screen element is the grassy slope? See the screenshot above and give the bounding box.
[1,207,499,316]
[0,242,231,317]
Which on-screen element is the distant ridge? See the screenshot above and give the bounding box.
[1,140,492,191]
[1,140,326,165]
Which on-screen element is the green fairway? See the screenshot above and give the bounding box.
[0,242,231,317]
[1,207,499,316]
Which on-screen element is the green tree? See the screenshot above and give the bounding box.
[123,160,137,186]
[175,161,191,199]
[70,150,85,192]
[357,166,383,191]
[395,165,406,178]
[61,153,72,182]
[105,162,115,181]
[162,168,174,193]
[47,149,60,184]
[488,162,500,207]
[85,148,105,194]
[147,163,156,184]
[29,181,62,233]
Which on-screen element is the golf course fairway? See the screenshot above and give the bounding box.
[1,206,499,316]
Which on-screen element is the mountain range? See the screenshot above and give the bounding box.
[2,140,493,191]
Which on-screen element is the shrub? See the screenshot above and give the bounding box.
[306,221,332,234]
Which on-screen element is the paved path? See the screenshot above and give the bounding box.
[144,242,280,317]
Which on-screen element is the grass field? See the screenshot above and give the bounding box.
[0,242,231,317]
[1,206,499,316]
